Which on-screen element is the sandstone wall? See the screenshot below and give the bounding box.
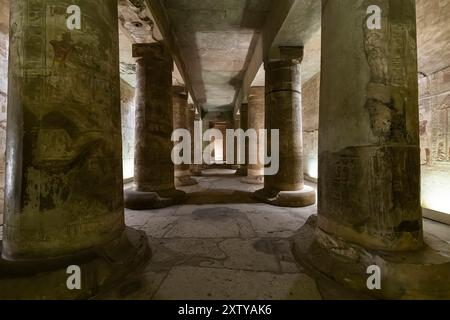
[121,80,136,180]
[302,73,320,181]
[419,67,450,214]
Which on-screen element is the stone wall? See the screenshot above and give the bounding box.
[120,79,136,181]
[302,73,320,181]
[419,67,450,215]
[0,0,9,223]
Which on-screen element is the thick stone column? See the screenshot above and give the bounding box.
[255,47,316,207]
[293,0,450,299]
[124,42,185,210]
[0,0,149,299]
[173,86,197,186]
[319,1,422,251]
[235,103,248,176]
[242,88,264,184]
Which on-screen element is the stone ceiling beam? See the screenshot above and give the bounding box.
[234,0,297,114]
[145,0,199,107]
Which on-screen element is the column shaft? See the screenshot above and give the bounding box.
[3,0,124,260]
[242,87,264,184]
[292,1,450,300]
[317,0,422,250]
[236,103,248,176]
[255,49,315,207]
[125,42,185,210]
[191,107,203,176]
[173,87,197,186]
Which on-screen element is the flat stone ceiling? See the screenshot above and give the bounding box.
[162,0,272,112]
[115,0,450,107]
[252,0,321,87]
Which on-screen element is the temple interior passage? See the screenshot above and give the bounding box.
[1,0,450,300]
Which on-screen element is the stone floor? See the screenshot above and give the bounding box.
[97,170,368,300]
[1,169,450,300]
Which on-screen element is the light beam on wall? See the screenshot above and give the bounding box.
[421,165,450,215]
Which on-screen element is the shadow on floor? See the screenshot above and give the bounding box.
[185,190,259,204]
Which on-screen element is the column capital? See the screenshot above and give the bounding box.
[132,42,173,68]
[279,46,304,62]
[173,85,188,99]
[264,46,304,70]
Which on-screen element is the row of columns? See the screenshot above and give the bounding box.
[3,0,423,254]
[2,0,439,300]
[123,40,316,210]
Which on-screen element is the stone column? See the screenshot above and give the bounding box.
[317,1,422,251]
[125,42,185,210]
[188,104,202,176]
[293,1,450,300]
[1,0,149,298]
[242,88,264,184]
[173,86,197,186]
[191,106,203,176]
[236,103,248,176]
[255,47,316,207]
[232,112,241,172]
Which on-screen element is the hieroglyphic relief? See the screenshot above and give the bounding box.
[363,1,417,145]
[4,0,124,254]
[419,66,450,166]
[420,91,450,165]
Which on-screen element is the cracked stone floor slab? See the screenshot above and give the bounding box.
[2,169,449,300]
[97,170,366,300]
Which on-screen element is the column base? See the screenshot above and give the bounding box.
[191,167,203,177]
[124,188,186,210]
[0,227,150,300]
[241,176,264,185]
[175,176,198,187]
[254,186,316,207]
[235,166,247,176]
[292,215,450,300]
